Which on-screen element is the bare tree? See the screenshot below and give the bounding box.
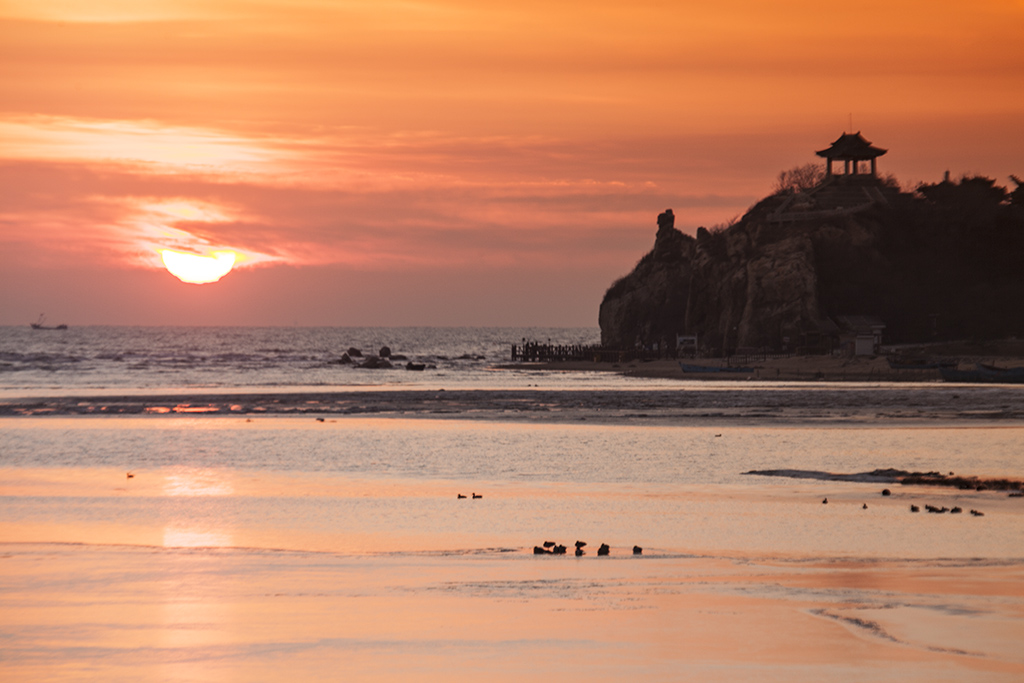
[774,163,825,194]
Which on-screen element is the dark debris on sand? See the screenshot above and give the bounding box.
[745,468,1023,492]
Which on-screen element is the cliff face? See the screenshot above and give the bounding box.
[600,206,831,351]
[598,210,696,349]
[599,177,1024,352]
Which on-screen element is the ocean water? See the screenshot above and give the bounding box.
[0,325,605,393]
[2,326,1023,681]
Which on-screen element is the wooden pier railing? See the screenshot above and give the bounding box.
[510,342,801,364]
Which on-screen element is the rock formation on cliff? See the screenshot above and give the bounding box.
[599,174,1024,354]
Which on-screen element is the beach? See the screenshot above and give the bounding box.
[4,538,1022,682]
[2,412,1024,682]
[2,327,1023,680]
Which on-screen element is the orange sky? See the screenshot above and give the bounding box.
[2,0,1022,326]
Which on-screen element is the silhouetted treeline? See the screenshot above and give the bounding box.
[816,175,1024,341]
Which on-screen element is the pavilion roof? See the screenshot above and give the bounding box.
[816,132,887,160]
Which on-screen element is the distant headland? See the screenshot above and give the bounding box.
[599,132,1024,360]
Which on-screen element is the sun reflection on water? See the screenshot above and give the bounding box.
[162,469,234,497]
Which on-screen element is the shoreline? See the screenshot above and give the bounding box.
[500,354,1024,382]
[3,381,1024,423]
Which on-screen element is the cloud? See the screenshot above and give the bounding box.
[0,116,303,177]
[2,0,1021,325]
[0,113,771,276]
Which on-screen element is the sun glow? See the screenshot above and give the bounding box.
[159,249,238,284]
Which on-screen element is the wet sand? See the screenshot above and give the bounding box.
[3,533,1022,681]
[2,458,1024,681]
[3,409,1023,680]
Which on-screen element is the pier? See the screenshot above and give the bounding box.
[510,341,658,363]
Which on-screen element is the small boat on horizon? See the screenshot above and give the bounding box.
[30,314,67,330]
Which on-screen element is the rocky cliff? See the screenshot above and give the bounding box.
[599,175,1024,353]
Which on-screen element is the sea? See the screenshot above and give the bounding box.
[0,325,607,393]
[2,325,1023,681]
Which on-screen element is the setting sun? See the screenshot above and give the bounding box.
[159,249,237,284]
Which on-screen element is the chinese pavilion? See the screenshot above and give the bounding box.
[816,132,887,178]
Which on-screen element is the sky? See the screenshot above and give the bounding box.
[2,0,1022,327]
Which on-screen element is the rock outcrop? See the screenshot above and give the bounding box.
[599,175,1024,353]
[600,204,829,352]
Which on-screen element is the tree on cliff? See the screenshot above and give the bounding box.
[773,163,825,194]
[1011,176,1024,206]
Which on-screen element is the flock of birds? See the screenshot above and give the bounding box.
[120,473,997,555]
[821,487,987,516]
[456,492,641,557]
[531,540,642,557]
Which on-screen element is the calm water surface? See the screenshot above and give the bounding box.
[2,416,1021,559]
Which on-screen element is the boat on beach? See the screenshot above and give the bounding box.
[679,362,755,373]
[887,357,957,370]
[975,363,1024,383]
[940,363,1024,384]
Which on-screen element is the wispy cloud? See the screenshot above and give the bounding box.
[0,116,301,176]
